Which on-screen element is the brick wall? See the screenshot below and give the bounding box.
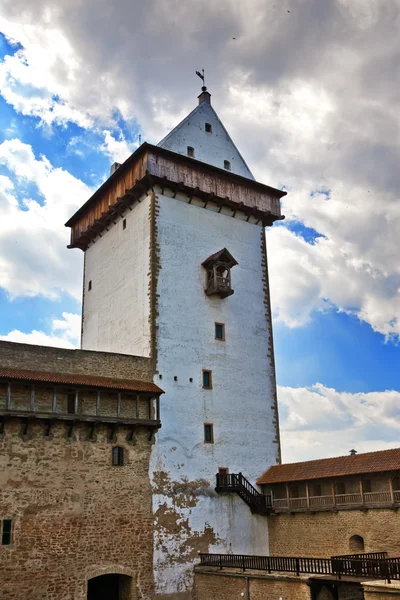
[193,569,311,600]
[268,510,400,557]
[0,420,155,600]
[0,341,152,381]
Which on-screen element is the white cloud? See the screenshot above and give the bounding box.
[0,138,89,299]
[278,384,400,462]
[101,130,137,164]
[0,312,81,349]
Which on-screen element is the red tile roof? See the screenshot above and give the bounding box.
[257,447,400,485]
[0,367,163,394]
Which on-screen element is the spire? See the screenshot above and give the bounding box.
[157,74,255,180]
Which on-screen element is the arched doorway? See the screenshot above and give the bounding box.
[87,574,132,600]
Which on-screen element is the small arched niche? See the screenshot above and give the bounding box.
[349,534,365,553]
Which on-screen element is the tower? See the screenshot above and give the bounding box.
[66,85,286,599]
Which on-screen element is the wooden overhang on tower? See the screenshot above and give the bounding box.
[65,143,286,251]
[202,248,238,298]
[0,367,163,441]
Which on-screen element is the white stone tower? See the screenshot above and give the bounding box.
[66,84,285,599]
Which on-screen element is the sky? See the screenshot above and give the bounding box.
[0,0,399,463]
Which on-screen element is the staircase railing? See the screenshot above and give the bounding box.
[215,473,272,515]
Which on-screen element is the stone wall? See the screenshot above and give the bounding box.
[0,420,155,600]
[0,340,152,381]
[193,569,311,600]
[363,582,400,600]
[268,510,400,557]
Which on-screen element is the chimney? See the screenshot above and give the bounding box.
[110,162,122,176]
[349,449,357,456]
[198,86,211,105]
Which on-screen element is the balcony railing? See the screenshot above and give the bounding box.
[198,553,400,581]
[272,490,400,512]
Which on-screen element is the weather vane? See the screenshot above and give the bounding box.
[195,69,206,88]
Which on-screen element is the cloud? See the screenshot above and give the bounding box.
[0,312,81,349]
[278,383,400,462]
[0,0,399,340]
[101,130,137,164]
[0,138,89,299]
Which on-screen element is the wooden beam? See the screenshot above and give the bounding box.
[117,392,121,418]
[136,394,140,419]
[74,389,79,415]
[96,391,100,416]
[52,388,57,413]
[6,382,10,410]
[389,475,395,503]
[30,385,35,412]
[156,396,160,421]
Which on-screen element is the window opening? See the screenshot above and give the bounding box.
[362,479,372,493]
[112,446,124,466]
[88,280,92,291]
[313,484,322,497]
[215,323,225,341]
[187,146,194,157]
[205,123,212,133]
[202,370,212,389]
[224,160,231,171]
[123,219,126,230]
[1,519,12,545]
[67,393,75,414]
[335,482,346,495]
[204,423,214,443]
[290,486,299,498]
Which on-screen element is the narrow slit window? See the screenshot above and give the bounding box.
[205,123,212,133]
[215,323,225,341]
[1,519,12,546]
[88,280,92,291]
[224,160,231,171]
[202,370,212,389]
[123,218,126,230]
[204,423,214,443]
[187,146,194,157]
[112,446,124,466]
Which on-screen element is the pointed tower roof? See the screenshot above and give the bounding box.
[158,86,255,180]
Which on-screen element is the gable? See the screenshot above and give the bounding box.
[158,102,255,180]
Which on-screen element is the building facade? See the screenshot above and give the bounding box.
[65,86,285,597]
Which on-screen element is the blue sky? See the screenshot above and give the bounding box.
[0,2,399,461]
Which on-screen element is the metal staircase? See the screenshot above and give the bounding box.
[215,472,272,515]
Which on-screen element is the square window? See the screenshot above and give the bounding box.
[205,123,212,133]
[215,323,225,341]
[204,424,214,443]
[1,519,12,546]
[202,370,212,389]
[335,482,346,495]
[187,146,194,158]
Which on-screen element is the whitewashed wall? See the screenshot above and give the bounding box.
[151,194,279,595]
[82,197,151,357]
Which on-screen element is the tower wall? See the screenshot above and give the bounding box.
[151,192,280,596]
[82,196,152,357]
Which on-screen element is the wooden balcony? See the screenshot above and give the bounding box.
[272,490,400,513]
[0,370,163,440]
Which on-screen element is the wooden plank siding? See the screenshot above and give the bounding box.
[66,143,285,251]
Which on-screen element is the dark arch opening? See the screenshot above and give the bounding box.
[87,574,132,600]
[349,535,365,553]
